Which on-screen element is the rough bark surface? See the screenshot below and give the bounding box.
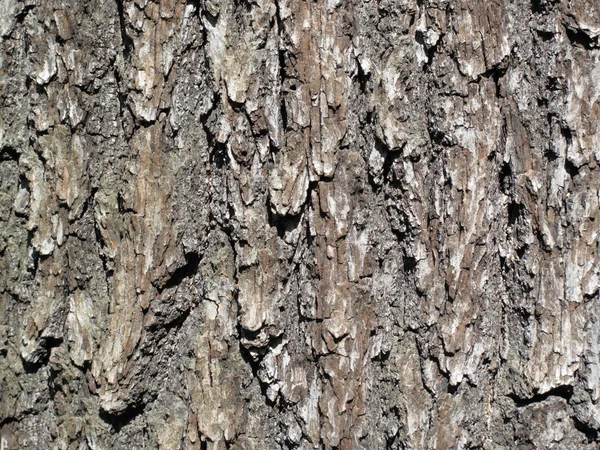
[1,0,600,448]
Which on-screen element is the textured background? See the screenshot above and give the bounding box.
[1,0,600,448]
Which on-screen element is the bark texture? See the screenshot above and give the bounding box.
[1,0,600,448]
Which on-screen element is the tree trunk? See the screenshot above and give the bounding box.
[1,0,600,448]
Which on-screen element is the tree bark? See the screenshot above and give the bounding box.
[1,0,600,448]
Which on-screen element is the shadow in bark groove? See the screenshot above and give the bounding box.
[267,205,303,238]
[22,337,63,373]
[508,384,573,407]
[99,402,147,433]
[115,0,133,60]
[158,252,201,292]
[573,416,599,443]
[565,26,598,50]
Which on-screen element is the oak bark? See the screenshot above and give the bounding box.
[1,0,600,448]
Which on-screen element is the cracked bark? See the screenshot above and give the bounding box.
[1,0,600,449]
